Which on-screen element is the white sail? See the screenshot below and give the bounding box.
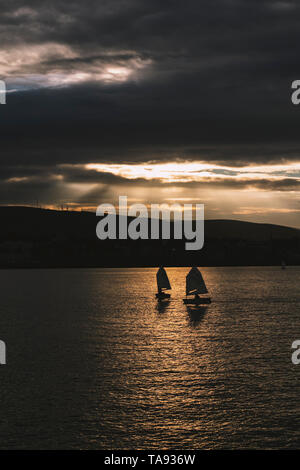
[186,267,208,295]
[156,267,171,291]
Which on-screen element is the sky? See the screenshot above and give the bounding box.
[1,0,300,227]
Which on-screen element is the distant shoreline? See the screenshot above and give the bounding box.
[1,206,300,268]
[0,264,299,270]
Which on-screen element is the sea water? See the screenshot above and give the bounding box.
[0,267,299,449]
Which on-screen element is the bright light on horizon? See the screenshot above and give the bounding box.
[84,161,300,184]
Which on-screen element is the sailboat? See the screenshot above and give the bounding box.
[183,267,211,305]
[156,267,171,300]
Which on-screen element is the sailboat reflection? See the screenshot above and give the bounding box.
[156,300,170,313]
[186,305,208,324]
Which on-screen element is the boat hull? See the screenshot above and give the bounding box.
[156,292,171,300]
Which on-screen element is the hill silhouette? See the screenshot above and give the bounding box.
[0,206,299,267]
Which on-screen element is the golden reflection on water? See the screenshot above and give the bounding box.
[0,267,300,449]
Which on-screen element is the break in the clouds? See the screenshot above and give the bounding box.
[1,0,300,227]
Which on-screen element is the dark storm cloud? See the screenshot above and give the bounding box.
[1,0,300,204]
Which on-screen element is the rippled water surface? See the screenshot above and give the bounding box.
[0,267,300,449]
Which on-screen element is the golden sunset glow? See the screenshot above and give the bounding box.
[85,161,300,186]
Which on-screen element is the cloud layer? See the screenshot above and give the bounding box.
[0,1,300,225]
